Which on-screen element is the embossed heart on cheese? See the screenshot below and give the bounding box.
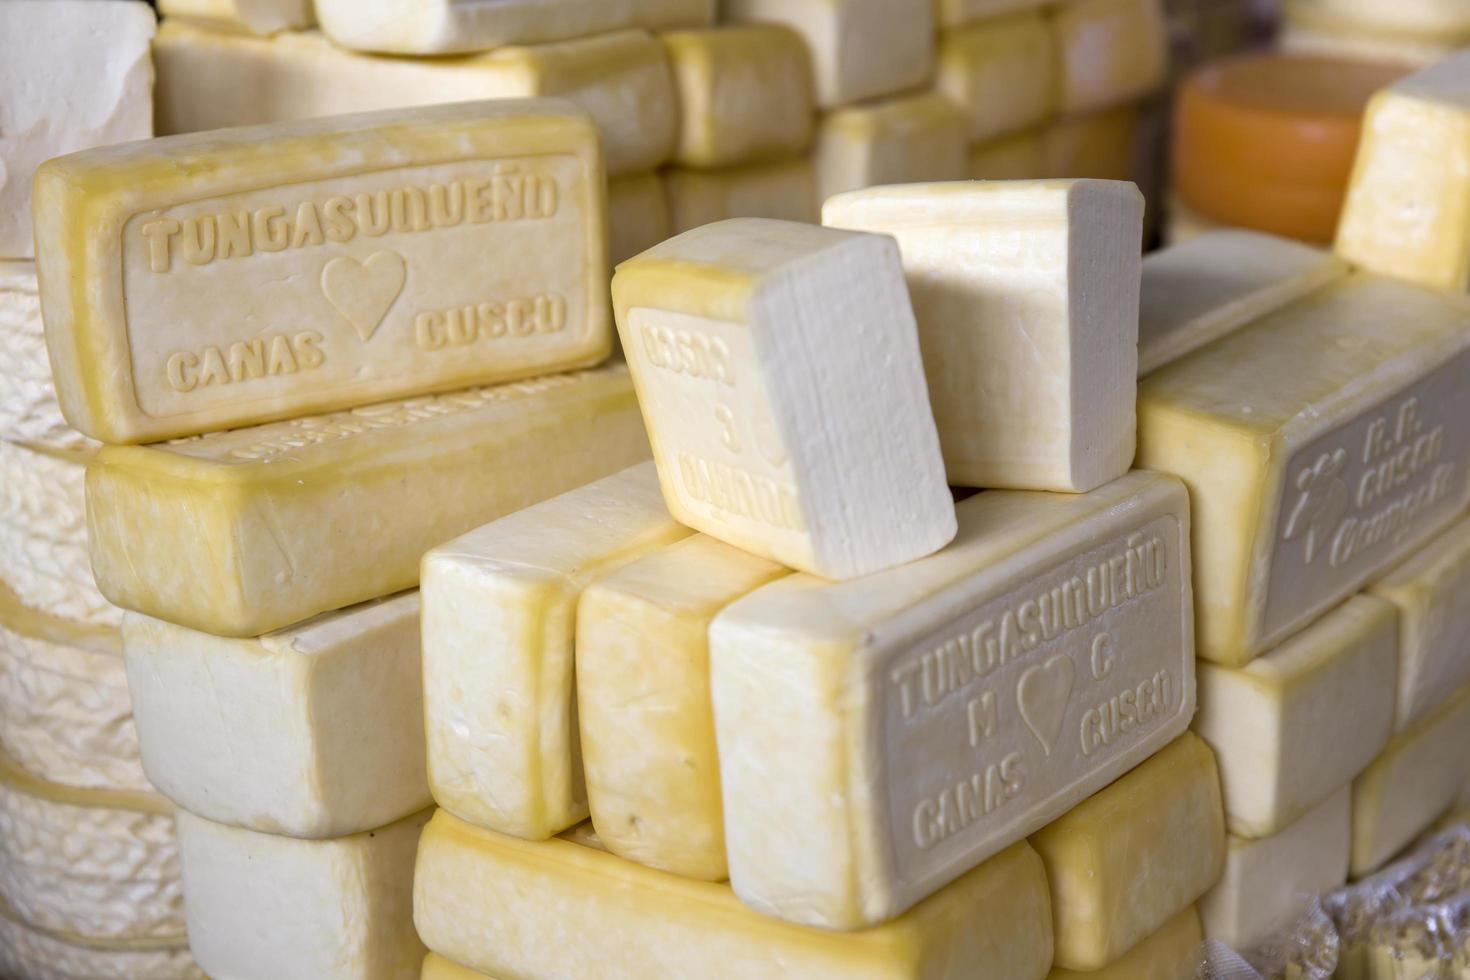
[1018,654,1075,756]
[322,251,406,343]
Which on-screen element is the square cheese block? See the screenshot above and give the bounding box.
[722,0,935,109]
[0,1,154,259]
[0,902,201,980]
[813,92,970,203]
[937,0,1053,29]
[608,173,671,266]
[1051,0,1168,115]
[1031,733,1226,971]
[613,218,955,580]
[663,158,818,235]
[577,534,788,881]
[1198,787,1351,954]
[123,592,429,840]
[1350,682,1470,876]
[1138,230,1348,376]
[663,26,815,170]
[1137,275,1470,665]
[0,261,94,451]
[158,0,314,34]
[35,99,610,444]
[1042,108,1140,182]
[825,179,1143,493]
[86,365,650,638]
[1045,905,1203,980]
[177,808,429,980]
[1193,595,1397,838]
[422,464,691,841]
[969,132,1045,181]
[712,471,1195,929]
[414,813,1055,980]
[935,13,1055,143]
[1368,517,1470,732]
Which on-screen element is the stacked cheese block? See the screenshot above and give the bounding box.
[1281,0,1470,68]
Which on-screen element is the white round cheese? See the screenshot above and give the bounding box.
[0,261,95,453]
[0,901,201,980]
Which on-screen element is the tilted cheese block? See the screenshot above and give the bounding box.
[1137,276,1470,665]
[35,99,610,444]
[1198,787,1350,954]
[422,464,690,841]
[663,26,814,170]
[937,0,1052,29]
[0,261,94,451]
[414,813,1054,980]
[712,472,1195,929]
[608,173,671,266]
[1194,595,1396,839]
[0,1,153,259]
[153,22,676,177]
[1292,0,1470,39]
[177,808,430,980]
[614,219,955,579]
[0,901,202,980]
[825,180,1142,493]
[664,158,818,235]
[813,93,968,205]
[721,0,936,109]
[935,13,1054,143]
[1052,0,1168,115]
[1042,108,1140,182]
[1282,1,1460,68]
[1138,230,1348,376]
[1045,905,1203,980]
[0,753,184,944]
[577,534,788,880]
[123,592,429,840]
[968,132,1044,181]
[158,0,314,34]
[87,365,650,638]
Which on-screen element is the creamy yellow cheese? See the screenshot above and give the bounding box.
[613,218,956,580]
[1051,0,1168,115]
[1292,0,1470,39]
[968,131,1044,181]
[0,900,202,980]
[1137,275,1470,665]
[159,0,315,34]
[937,0,1052,29]
[0,260,93,451]
[608,173,671,266]
[1042,107,1140,182]
[34,98,610,444]
[577,535,788,880]
[935,13,1054,143]
[414,813,1054,979]
[1282,1,1460,68]
[663,158,818,234]
[812,92,970,203]
[1045,905,1203,980]
[421,464,691,841]
[86,365,650,638]
[825,179,1143,493]
[712,472,1194,929]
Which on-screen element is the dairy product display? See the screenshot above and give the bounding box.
[812,93,969,203]
[935,13,1054,143]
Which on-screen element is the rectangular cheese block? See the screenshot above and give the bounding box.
[1193,595,1397,838]
[159,0,314,34]
[824,180,1143,493]
[969,132,1044,181]
[664,158,818,235]
[414,813,1055,980]
[86,365,650,638]
[1042,108,1140,182]
[577,535,788,880]
[0,903,200,980]
[123,592,429,840]
[935,13,1054,143]
[1045,906,1203,980]
[663,26,815,169]
[1137,275,1470,665]
[34,98,610,444]
[0,260,94,451]
[1052,0,1168,115]
[0,1,154,259]
[177,808,429,980]
[1138,230,1348,375]
[613,218,955,580]
[1198,787,1351,954]
[421,464,691,841]
[937,0,1052,29]
[1030,733,1225,971]
[1300,0,1470,49]
[712,471,1194,929]
[813,92,969,204]
[1368,517,1470,731]
[608,173,671,266]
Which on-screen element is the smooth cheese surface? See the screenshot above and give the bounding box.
[414,813,1054,980]
[1042,107,1140,182]
[159,0,315,34]
[663,158,818,235]
[1031,733,1226,971]
[178,808,430,980]
[935,13,1054,143]
[968,131,1044,181]
[936,0,1052,29]
[0,261,93,451]
[712,472,1194,930]
[0,902,202,980]
[577,534,788,880]
[614,218,955,580]
[608,172,671,266]
[825,180,1142,493]
[1194,595,1396,839]
[34,99,609,444]
[1045,905,1203,980]
[123,592,429,840]
[1294,0,1470,38]
[422,464,691,841]
[1281,1,1459,68]
[86,365,650,638]
[813,92,970,203]
[1137,275,1470,665]
[1052,0,1168,115]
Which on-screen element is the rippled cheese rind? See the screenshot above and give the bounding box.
[0,262,95,452]
[0,903,202,980]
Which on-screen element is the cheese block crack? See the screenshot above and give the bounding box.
[0,261,94,451]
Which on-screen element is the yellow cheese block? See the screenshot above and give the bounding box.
[158,0,315,34]
[937,0,1052,29]
[0,899,202,980]
[1282,1,1460,68]
[1052,0,1168,115]
[813,92,969,204]
[413,813,1055,980]
[664,158,818,235]
[1042,107,1140,182]
[1031,733,1225,972]
[608,172,671,266]
[663,26,815,169]
[1292,0,1470,40]
[577,534,788,880]
[86,365,649,638]
[34,98,610,444]
[1045,905,1203,980]
[422,955,490,980]
[421,464,691,841]
[968,131,1044,181]
[936,13,1054,143]
[1137,275,1470,665]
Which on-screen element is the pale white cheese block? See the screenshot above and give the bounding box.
[0,1,154,259]
[663,158,818,235]
[825,179,1142,493]
[608,173,670,266]
[613,218,956,580]
[158,0,314,34]
[0,901,202,980]
[712,471,1195,929]
[177,808,430,980]
[123,591,429,840]
[0,261,94,451]
[812,93,969,204]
